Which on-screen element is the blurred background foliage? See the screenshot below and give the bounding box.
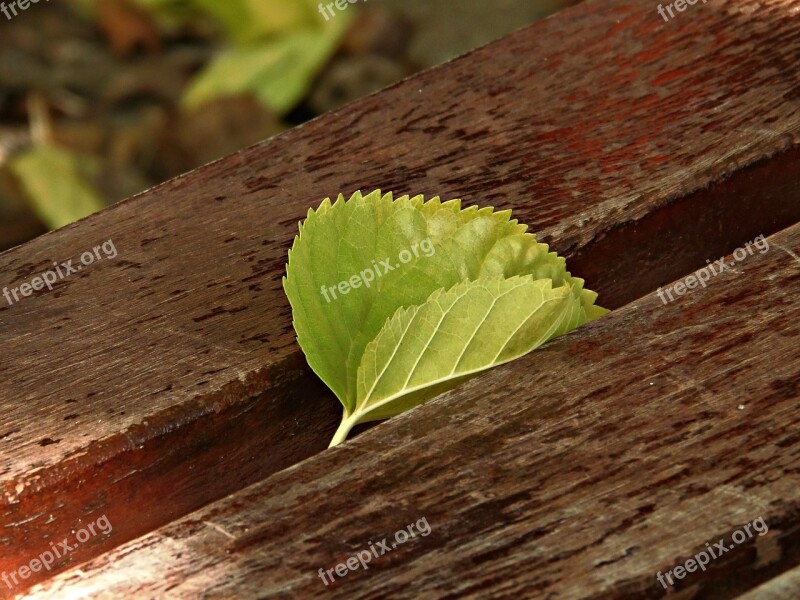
[0,0,579,251]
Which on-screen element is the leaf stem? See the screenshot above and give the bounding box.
[329,412,359,448]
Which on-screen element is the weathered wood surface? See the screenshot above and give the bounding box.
[739,564,800,600]
[25,222,800,599]
[2,0,800,592]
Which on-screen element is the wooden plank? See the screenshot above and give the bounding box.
[738,564,800,600]
[2,0,800,589]
[23,221,800,599]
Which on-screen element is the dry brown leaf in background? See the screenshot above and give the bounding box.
[341,8,414,58]
[157,95,283,179]
[98,0,161,56]
[309,55,410,115]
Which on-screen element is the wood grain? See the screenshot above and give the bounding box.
[738,564,800,600]
[1,0,800,591]
[24,221,800,600]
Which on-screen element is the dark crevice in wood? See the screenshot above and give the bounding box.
[0,353,340,589]
[561,144,800,310]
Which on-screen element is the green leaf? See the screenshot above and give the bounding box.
[241,0,321,38]
[192,0,256,44]
[330,276,580,444]
[9,145,105,230]
[283,190,608,446]
[191,0,320,44]
[182,8,352,114]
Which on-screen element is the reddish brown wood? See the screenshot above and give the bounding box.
[1,0,800,593]
[739,565,800,600]
[25,222,800,599]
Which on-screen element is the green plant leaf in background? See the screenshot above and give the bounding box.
[182,0,353,115]
[72,0,353,115]
[9,145,105,230]
[283,190,608,446]
[193,0,319,43]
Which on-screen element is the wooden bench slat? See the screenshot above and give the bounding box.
[739,564,800,600]
[2,0,800,590]
[25,222,800,599]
